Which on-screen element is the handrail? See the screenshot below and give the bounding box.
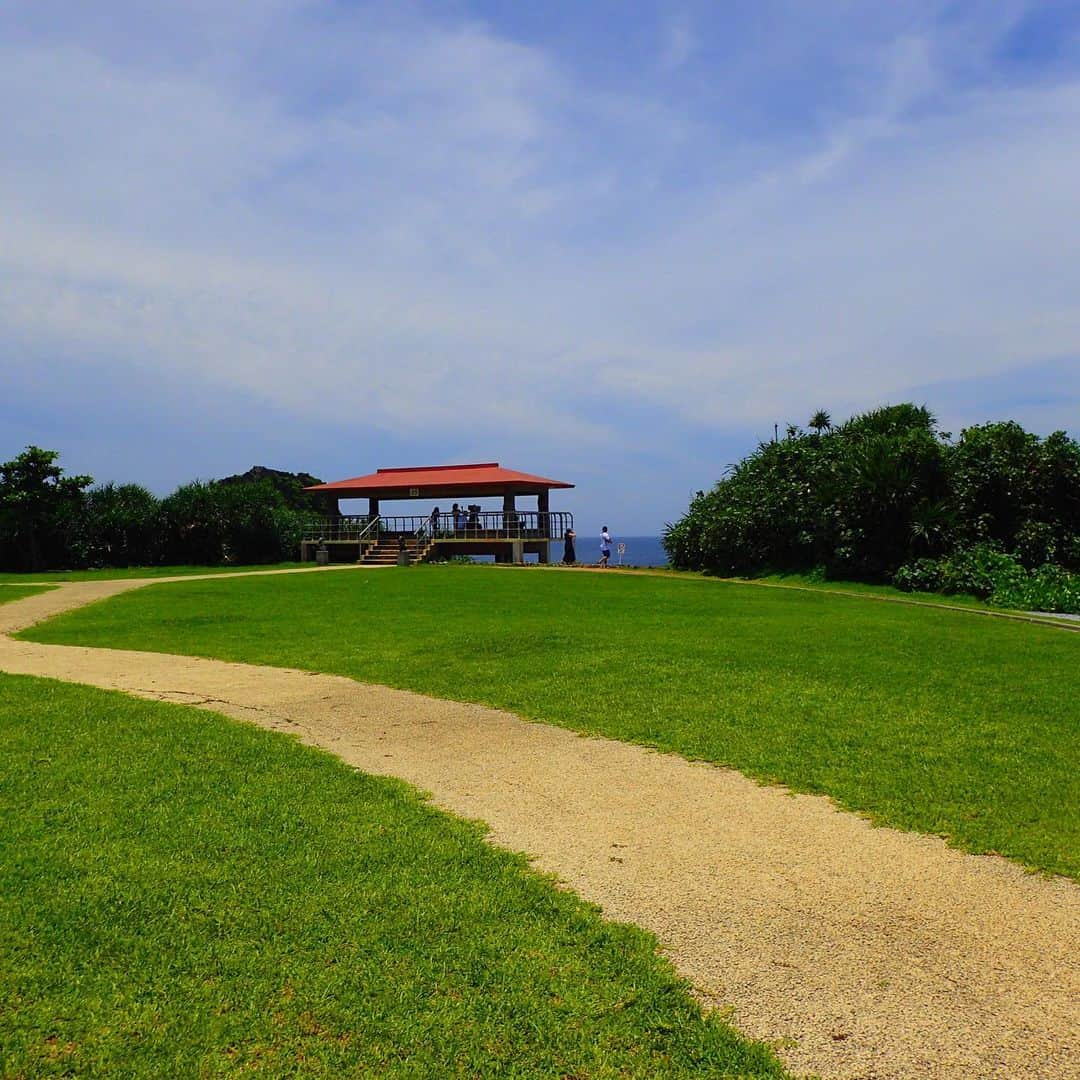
[302,514,380,544]
[413,518,429,552]
[357,515,380,546]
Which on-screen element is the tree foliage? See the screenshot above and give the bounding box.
[153,480,306,567]
[66,483,162,569]
[0,447,93,571]
[664,407,1080,597]
[216,465,329,515]
[0,450,312,571]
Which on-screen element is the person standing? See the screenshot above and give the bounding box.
[599,525,612,568]
[562,527,576,564]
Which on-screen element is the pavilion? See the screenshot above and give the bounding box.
[301,463,574,565]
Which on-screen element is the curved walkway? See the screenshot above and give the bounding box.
[2,570,1078,1079]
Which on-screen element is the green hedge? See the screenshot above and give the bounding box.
[1,447,313,571]
[895,545,1080,613]
[664,406,1080,592]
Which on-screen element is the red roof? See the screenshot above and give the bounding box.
[305,463,573,498]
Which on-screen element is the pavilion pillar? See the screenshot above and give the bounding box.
[536,490,550,562]
[503,492,518,535]
[368,497,380,521]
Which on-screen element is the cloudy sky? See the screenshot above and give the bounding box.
[2,1,1078,533]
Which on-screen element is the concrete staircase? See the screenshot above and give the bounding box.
[360,535,433,566]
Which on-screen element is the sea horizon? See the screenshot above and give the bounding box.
[473,535,669,568]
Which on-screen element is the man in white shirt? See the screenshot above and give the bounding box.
[600,526,612,568]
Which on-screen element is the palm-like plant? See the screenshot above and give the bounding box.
[809,410,832,434]
[910,499,957,555]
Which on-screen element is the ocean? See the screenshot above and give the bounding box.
[594,535,668,567]
[474,536,669,567]
[545,534,668,567]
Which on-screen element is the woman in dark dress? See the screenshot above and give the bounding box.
[562,528,577,564]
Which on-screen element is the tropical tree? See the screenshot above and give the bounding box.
[67,483,161,568]
[158,479,303,565]
[662,404,1080,583]
[0,447,92,571]
[217,480,303,564]
[159,481,229,565]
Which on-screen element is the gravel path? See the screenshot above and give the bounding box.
[2,572,1078,1079]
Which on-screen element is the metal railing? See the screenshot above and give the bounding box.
[301,515,379,544]
[302,511,574,544]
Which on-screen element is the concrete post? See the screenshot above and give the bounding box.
[503,492,518,535]
[537,489,550,562]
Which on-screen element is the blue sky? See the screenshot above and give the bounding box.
[2,1,1079,534]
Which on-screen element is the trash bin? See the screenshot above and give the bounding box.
[396,548,411,566]
[315,545,329,566]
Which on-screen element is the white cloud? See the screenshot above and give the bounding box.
[1,0,1078,480]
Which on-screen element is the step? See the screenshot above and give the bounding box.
[361,551,429,565]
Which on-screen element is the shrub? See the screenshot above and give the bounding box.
[1013,520,1058,569]
[663,404,948,579]
[159,481,229,565]
[1,448,312,571]
[665,406,1080,587]
[66,483,161,568]
[991,562,1080,614]
[218,481,302,564]
[160,480,303,566]
[894,547,1080,613]
[937,545,1027,599]
[893,558,943,594]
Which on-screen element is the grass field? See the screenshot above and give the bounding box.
[744,572,991,610]
[0,562,304,584]
[22,565,1080,880]
[0,584,52,605]
[0,673,783,1078]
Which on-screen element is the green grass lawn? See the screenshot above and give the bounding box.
[0,562,305,584]
[743,572,991,610]
[22,565,1080,880]
[0,584,53,605]
[0,674,783,1079]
